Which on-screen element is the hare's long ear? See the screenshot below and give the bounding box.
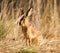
[19,8,24,17]
[26,7,33,17]
[28,8,32,17]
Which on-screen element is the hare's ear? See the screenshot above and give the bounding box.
[26,7,33,17]
[28,8,32,16]
[19,8,24,16]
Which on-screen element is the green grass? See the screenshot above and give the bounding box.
[0,21,7,39]
[16,50,37,53]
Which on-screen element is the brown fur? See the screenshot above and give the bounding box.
[18,7,39,46]
[19,8,24,17]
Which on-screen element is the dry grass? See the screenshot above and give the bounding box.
[0,0,60,53]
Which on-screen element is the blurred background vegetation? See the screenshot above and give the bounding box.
[0,0,60,53]
[0,0,60,39]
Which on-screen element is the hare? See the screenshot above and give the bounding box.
[18,7,40,46]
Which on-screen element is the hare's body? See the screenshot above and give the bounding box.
[18,7,39,46]
[21,17,39,46]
